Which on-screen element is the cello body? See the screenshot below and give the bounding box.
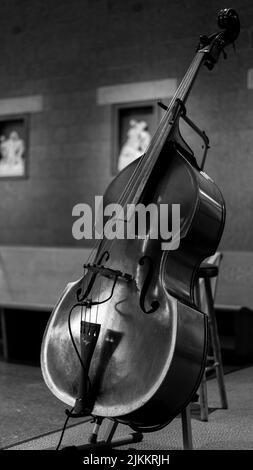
[41,8,239,431]
[41,143,225,429]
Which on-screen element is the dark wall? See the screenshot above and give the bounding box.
[0,0,251,250]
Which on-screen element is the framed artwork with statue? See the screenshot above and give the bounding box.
[0,114,29,179]
[111,100,164,175]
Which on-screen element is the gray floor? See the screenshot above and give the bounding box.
[2,365,253,450]
[0,360,88,449]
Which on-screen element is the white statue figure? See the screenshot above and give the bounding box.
[117,119,151,172]
[0,131,25,176]
[0,136,7,160]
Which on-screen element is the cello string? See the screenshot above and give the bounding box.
[110,53,200,213]
[99,52,203,257]
[107,53,201,223]
[118,53,204,210]
[93,52,202,257]
[96,275,102,324]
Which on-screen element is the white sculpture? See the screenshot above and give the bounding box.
[117,119,151,172]
[0,131,25,176]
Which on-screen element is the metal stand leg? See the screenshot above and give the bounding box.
[103,419,119,443]
[195,281,209,420]
[196,263,228,421]
[205,278,228,409]
[199,372,208,421]
[181,405,193,450]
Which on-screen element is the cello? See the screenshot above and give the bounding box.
[41,9,240,432]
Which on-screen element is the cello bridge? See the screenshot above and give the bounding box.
[78,264,133,307]
[83,263,133,282]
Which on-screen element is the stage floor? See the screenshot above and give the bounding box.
[0,361,253,450]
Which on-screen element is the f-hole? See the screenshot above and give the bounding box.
[139,255,160,314]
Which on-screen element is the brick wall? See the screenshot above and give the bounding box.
[0,0,251,250]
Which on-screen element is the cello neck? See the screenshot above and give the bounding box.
[120,5,240,208]
[122,50,206,208]
[175,50,205,104]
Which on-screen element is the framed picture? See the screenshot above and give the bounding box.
[0,114,29,179]
[111,100,164,175]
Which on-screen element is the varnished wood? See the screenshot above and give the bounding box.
[41,9,239,431]
[41,148,224,428]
